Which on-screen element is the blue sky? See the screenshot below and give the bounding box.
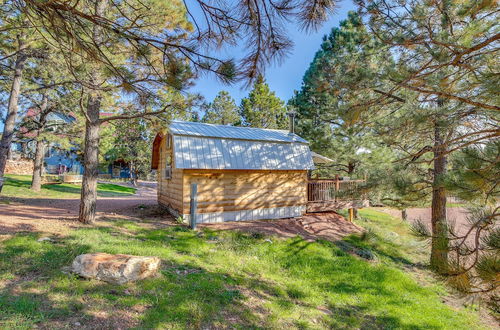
[189,1,356,105]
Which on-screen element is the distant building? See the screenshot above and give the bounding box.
[10,109,131,178]
[10,110,84,175]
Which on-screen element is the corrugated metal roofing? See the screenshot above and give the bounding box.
[169,120,308,143]
[169,120,314,170]
[311,151,334,164]
[173,135,314,170]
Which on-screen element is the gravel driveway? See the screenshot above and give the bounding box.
[0,182,158,235]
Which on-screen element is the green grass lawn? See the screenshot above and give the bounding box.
[1,174,136,199]
[447,203,466,208]
[0,209,489,329]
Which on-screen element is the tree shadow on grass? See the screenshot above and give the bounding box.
[325,304,441,330]
[138,233,445,329]
[4,176,135,197]
[45,182,135,197]
[0,233,90,281]
[339,231,420,268]
[0,230,262,328]
[0,226,467,329]
[4,176,81,195]
[263,237,447,329]
[3,176,32,187]
[0,233,92,327]
[0,222,37,235]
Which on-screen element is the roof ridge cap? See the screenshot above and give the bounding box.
[171,120,291,133]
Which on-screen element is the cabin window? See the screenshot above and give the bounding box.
[166,134,172,149]
[165,154,172,179]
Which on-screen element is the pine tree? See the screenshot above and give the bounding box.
[291,12,398,189]
[354,0,500,274]
[26,0,193,223]
[446,141,499,206]
[20,0,337,81]
[104,119,151,186]
[18,54,78,191]
[202,91,240,125]
[292,11,394,172]
[413,140,499,294]
[292,5,499,277]
[0,3,42,192]
[240,75,288,129]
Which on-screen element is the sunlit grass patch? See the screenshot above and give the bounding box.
[0,211,488,329]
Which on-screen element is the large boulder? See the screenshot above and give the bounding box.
[71,253,161,284]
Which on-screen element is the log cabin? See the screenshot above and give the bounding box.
[151,120,315,224]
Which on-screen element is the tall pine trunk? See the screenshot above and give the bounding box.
[30,95,49,192]
[30,140,45,192]
[430,121,449,274]
[0,36,27,193]
[78,0,106,224]
[129,160,138,187]
[347,162,359,219]
[78,95,101,223]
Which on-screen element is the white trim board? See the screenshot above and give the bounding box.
[184,205,306,224]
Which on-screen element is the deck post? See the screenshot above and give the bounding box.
[335,174,340,201]
[190,183,198,229]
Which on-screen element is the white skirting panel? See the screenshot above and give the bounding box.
[184,205,306,224]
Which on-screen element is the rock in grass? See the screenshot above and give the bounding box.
[71,253,160,284]
[355,248,377,261]
[335,241,377,261]
[37,237,53,242]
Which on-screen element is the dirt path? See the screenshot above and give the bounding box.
[0,182,158,235]
[379,207,472,237]
[199,212,363,242]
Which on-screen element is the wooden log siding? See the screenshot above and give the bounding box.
[181,169,308,215]
[157,137,184,213]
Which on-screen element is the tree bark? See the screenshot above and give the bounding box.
[78,95,101,223]
[78,0,107,224]
[401,209,408,221]
[31,140,45,192]
[129,160,138,187]
[31,95,49,192]
[430,121,449,274]
[347,163,359,219]
[0,36,27,193]
[429,3,452,274]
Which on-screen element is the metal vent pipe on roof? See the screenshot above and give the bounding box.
[287,107,296,134]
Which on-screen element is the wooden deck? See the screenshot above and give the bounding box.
[306,178,368,212]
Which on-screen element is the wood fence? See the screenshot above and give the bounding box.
[307,177,365,202]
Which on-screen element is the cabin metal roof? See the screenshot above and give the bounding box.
[169,120,308,143]
[169,121,314,170]
[311,151,334,164]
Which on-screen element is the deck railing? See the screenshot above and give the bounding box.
[307,178,365,202]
